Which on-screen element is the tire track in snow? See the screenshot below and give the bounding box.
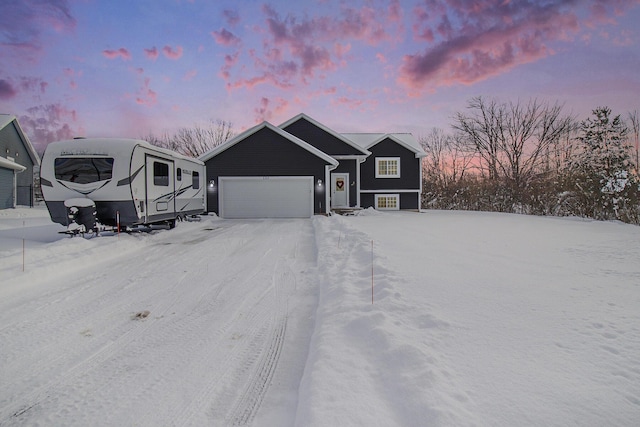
[1,222,241,425]
[2,219,312,426]
[172,234,298,427]
[225,258,294,426]
[1,262,198,424]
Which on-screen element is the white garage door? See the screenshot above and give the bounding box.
[219,176,314,219]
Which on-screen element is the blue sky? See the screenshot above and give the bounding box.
[1,0,639,152]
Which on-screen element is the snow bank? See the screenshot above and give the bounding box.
[1,208,639,426]
[297,211,640,426]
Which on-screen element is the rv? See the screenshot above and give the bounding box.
[40,138,206,233]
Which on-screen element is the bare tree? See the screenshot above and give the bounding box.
[420,128,474,186]
[452,96,503,180]
[144,119,235,158]
[453,96,573,191]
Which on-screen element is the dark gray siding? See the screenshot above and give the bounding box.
[204,126,332,214]
[283,118,363,156]
[0,123,36,206]
[360,137,420,190]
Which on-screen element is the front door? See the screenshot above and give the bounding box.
[145,155,175,221]
[331,173,349,208]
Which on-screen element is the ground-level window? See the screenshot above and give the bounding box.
[375,157,400,178]
[375,194,399,210]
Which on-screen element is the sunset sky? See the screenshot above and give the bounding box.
[1,0,639,152]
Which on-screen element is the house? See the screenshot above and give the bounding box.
[199,113,425,218]
[0,115,40,209]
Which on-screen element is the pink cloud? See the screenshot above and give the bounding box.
[19,76,48,94]
[183,70,197,81]
[400,0,640,92]
[103,48,131,61]
[162,45,183,60]
[400,1,576,90]
[253,96,289,123]
[144,46,159,60]
[0,80,17,99]
[135,77,157,107]
[211,28,241,46]
[18,103,79,150]
[0,1,75,61]
[220,3,404,92]
[223,9,240,26]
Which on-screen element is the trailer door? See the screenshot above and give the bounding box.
[145,155,176,222]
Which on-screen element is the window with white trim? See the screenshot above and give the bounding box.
[375,157,400,178]
[375,194,400,210]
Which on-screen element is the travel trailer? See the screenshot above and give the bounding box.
[40,138,206,233]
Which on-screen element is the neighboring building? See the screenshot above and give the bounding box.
[199,113,426,218]
[0,115,40,209]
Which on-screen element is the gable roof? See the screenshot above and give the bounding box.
[0,114,41,166]
[198,121,339,166]
[342,132,427,158]
[279,113,370,157]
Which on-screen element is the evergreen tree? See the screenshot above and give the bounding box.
[570,107,638,222]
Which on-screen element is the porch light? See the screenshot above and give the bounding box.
[209,179,215,188]
[317,179,323,187]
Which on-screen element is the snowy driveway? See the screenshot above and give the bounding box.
[0,216,318,426]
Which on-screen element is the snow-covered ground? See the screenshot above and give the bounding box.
[1,206,639,426]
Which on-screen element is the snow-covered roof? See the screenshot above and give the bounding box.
[199,121,339,166]
[342,132,426,158]
[0,114,41,166]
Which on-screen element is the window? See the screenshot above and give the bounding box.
[54,157,114,184]
[192,171,200,189]
[375,157,400,178]
[154,162,169,186]
[375,194,399,210]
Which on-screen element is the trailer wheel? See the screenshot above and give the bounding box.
[167,219,176,229]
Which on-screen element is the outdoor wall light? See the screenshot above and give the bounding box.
[317,179,323,187]
[209,179,215,187]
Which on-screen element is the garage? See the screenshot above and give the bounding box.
[200,122,337,218]
[219,176,313,219]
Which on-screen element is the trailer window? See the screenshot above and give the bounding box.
[192,171,200,189]
[154,162,169,186]
[54,157,114,184]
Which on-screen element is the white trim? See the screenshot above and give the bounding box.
[330,172,349,208]
[375,157,401,178]
[0,115,40,166]
[324,166,331,214]
[375,194,400,210]
[199,121,339,167]
[342,132,427,158]
[357,157,364,207]
[279,113,370,156]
